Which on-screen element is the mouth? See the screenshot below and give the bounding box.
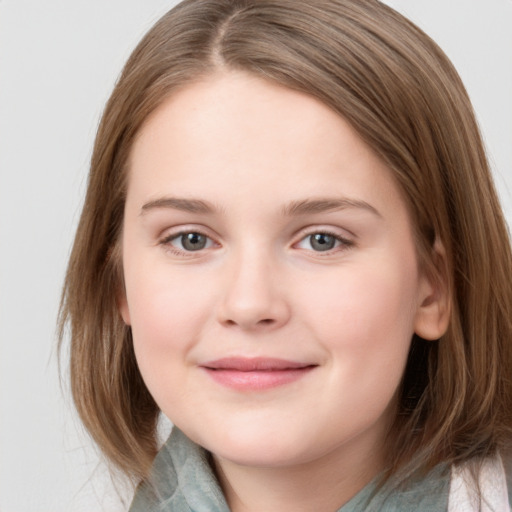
[199,357,317,391]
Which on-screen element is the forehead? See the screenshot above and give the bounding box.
[126,71,409,225]
[129,71,363,168]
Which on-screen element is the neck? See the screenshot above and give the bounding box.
[212,434,385,512]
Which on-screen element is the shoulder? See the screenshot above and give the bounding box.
[448,455,511,512]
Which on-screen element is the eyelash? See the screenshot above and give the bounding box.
[158,228,354,257]
[159,230,217,256]
[295,230,354,255]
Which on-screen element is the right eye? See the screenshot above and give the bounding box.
[161,232,215,253]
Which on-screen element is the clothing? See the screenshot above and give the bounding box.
[129,428,511,512]
[449,456,511,511]
[130,428,229,512]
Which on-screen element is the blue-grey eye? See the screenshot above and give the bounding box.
[181,233,207,251]
[296,232,346,252]
[167,232,213,252]
[309,233,337,251]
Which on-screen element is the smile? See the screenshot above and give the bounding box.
[199,357,317,391]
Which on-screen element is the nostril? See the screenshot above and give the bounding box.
[223,317,276,328]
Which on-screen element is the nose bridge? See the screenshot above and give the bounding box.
[218,241,289,330]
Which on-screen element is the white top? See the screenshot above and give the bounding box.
[449,456,511,511]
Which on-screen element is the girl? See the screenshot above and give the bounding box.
[59,0,512,510]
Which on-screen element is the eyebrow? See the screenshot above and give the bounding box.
[282,198,382,218]
[141,197,217,215]
[140,196,381,218]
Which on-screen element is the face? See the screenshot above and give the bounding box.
[120,71,441,473]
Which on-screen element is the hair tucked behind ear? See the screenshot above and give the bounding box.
[59,0,512,483]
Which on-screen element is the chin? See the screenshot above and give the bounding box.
[197,426,315,468]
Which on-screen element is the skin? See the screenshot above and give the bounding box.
[119,71,448,512]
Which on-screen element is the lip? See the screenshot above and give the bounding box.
[199,357,317,391]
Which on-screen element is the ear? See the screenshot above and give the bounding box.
[413,239,451,341]
[118,290,131,326]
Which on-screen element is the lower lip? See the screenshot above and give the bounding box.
[201,367,315,391]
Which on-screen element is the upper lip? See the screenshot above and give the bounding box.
[200,357,316,371]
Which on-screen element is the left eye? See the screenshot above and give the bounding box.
[167,232,214,252]
[296,233,346,252]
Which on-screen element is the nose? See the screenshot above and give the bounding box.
[217,249,291,331]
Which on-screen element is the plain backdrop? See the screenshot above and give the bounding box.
[1,1,511,511]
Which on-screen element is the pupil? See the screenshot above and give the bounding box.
[182,233,206,251]
[311,233,335,251]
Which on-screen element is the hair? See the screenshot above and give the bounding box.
[59,0,512,487]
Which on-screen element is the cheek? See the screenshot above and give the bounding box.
[313,263,418,424]
[302,256,419,374]
[124,265,214,391]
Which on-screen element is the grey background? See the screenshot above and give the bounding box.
[1,1,511,510]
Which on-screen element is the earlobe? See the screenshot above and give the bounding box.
[413,240,451,341]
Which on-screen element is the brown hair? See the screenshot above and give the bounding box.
[59,0,512,484]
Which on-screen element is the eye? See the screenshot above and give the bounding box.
[162,231,215,252]
[296,232,352,252]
